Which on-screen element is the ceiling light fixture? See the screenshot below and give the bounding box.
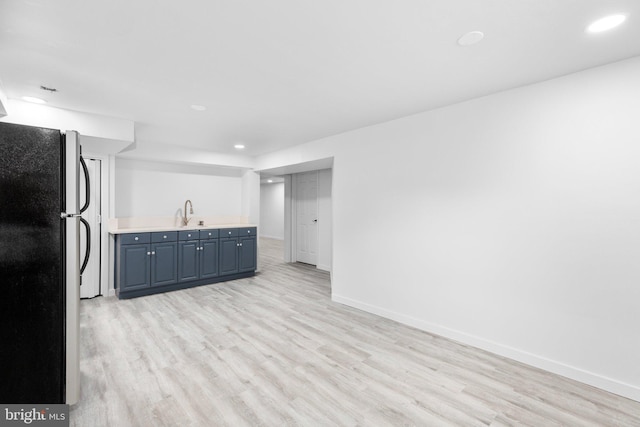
[457,31,485,46]
[22,96,46,104]
[190,104,206,111]
[234,144,245,150]
[586,14,627,33]
[268,179,273,183]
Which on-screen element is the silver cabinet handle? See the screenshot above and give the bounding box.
[151,251,156,255]
[239,243,243,247]
[135,237,139,241]
[147,252,151,255]
[163,235,167,239]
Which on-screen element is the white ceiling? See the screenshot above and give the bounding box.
[1,0,639,157]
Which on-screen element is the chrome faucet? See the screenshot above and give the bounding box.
[183,199,193,226]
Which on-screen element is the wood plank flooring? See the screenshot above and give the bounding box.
[71,238,640,426]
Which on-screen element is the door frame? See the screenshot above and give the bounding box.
[284,174,294,263]
[286,169,332,271]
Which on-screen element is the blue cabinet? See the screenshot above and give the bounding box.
[116,227,255,299]
[178,230,219,282]
[201,239,219,279]
[239,235,257,272]
[219,227,257,275]
[120,243,151,291]
[117,232,178,293]
[151,241,178,286]
[219,236,239,275]
[178,239,200,282]
[151,231,178,286]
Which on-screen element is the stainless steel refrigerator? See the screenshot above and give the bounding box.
[0,121,89,404]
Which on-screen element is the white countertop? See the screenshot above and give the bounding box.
[109,224,257,235]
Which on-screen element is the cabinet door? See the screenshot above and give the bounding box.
[238,236,256,272]
[178,240,199,282]
[151,242,178,286]
[200,239,219,279]
[219,238,239,276]
[121,244,151,291]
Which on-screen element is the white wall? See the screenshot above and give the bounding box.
[115,158,243,218]
[241,170,261,226]
[260,182,285,239]
[255,56,640,401]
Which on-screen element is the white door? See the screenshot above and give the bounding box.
[296,171,318,265]
[80,158,102,298]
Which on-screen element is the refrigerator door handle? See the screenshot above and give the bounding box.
[79,155,90,214]
[79,217,91,280]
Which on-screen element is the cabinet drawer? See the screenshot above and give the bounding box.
[219,228,238,239]
[239,227,257,237]
[151,231,177,243]
[119,233,150,245]
[179,230,199,241]
[199,229,219,240]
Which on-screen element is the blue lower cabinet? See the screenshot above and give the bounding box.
[117,233,177,295]
[178,233,219,281]
[219,237,239,275]
[239,236,257,272]
[219,228,257,275]
[116,227,256,299]
[201,239,219,279]
[151,241,178,286]
[178,240,200,282]
[120,244,151,291]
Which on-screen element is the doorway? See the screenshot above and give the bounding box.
[287,169,332,272]
[256,158,333,273]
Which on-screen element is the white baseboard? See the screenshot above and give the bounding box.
[316,264,331,272]
[332,293,640,403]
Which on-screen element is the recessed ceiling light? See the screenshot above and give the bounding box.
[190,104,206,111]
[587,14,627,33]
[22,96,46,104]
[234,144,245,150]
[457,31,485,47]
[268,179,273,183]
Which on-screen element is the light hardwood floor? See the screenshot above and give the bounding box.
[71,238,640,426]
